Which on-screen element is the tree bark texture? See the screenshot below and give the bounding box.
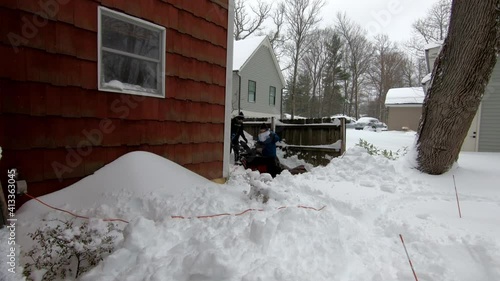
[417,0,499,174]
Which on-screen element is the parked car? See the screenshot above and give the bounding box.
[330,115,357,128]
[354,117,388,131]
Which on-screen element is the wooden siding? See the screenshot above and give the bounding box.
[0,0,228,203]
[386,106,422,131]
[479,62,500,152]
[235,44,284,116]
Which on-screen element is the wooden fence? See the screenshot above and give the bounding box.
[243,117,346,166]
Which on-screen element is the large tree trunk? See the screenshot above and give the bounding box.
[416,0,499,174]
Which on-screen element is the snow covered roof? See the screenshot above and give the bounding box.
[282,113,307,120]
[421,73,432,84]
[385,87,425,106]
[232,36,285,85]
[233,36,267,71]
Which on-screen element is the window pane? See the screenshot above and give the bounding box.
[248,80,256,102]
[269,86,276,105]
[102,14,160,60]
[102,51,159,93]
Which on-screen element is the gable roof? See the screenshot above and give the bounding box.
[233,35,286,86]
[233,36,267,71]
[385,87,425,106]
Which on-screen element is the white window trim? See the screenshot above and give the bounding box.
[97,6,166,98]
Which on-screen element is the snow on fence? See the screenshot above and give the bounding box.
[243,117,346,166]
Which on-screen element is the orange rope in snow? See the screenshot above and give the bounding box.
[169,205,326,219]
[399,234,419,281]
[24,193,129,223]
[24,193,326,222]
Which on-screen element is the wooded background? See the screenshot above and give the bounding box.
[234,0,452,121]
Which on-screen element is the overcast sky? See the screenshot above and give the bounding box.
[245,0,441,43]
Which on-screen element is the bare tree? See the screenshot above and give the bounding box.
[400,56,419,87]
[412,0,452,44]
[284,0,325,119]
[268,2,285,46]
[321,29,347,117]
[402,37,431,86]
[367,34,405,121]
[267,2,288,66]
[416,0,499,174]
[233,0,272,40]
[302,29,330,117]
[340,45,352,115]
[336,13,373,119]
[401,0,452,88]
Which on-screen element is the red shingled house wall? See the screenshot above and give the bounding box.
[0,0,230,204]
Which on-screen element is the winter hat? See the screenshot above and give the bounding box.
[237,111,245,119]
[259,123,269,130]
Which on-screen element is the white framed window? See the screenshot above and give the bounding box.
[248,80,256,102]
[269,86,276,106]
[98,7,166,98]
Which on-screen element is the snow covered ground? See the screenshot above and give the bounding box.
[2,129,500,281]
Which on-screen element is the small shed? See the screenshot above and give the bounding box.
[385,87,425,131]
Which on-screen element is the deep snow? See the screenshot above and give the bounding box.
[2,129,500,281]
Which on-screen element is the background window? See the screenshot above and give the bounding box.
[248,80,256,102]
[269,86,276,106]
[98,7,166,97]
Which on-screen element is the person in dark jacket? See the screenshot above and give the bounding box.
[230,112,248,163]
[256,123,282,177]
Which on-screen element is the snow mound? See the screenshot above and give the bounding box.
[18,151,217,217]
[15,151,225,258]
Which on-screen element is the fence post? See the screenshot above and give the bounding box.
[341,118,346,153]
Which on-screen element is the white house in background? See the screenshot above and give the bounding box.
[384,87,425,131]
[421,42,443,90]
[422,43,500,152]
[232,36,286,119]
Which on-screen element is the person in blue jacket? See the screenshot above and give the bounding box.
[256,123,282,177]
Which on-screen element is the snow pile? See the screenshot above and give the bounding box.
[385,87,425,105]
[80,148,426,281]
[5,131,500,281]
[102,80,157,94]
[17,152,218,220]
[103,80,125,91]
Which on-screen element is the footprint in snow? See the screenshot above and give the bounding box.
[379,183,397,193]
[359,180,377,188]
[416,213,431,220]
